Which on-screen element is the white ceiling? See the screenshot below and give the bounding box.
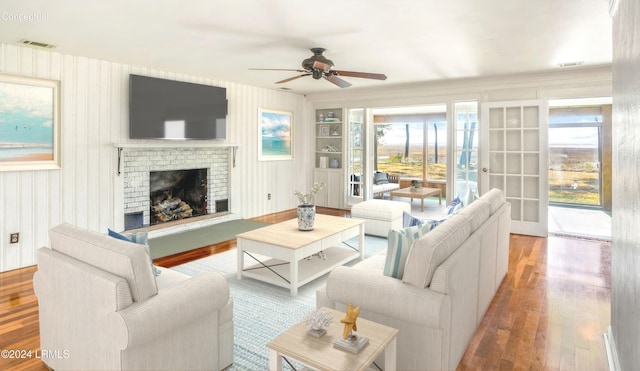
[0,0,613,94]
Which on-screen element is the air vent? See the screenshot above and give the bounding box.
[556,61,584,68]
[20,39,56,49]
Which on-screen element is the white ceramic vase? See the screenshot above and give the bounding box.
[297,204,316,231]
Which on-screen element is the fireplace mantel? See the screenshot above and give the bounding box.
[114,142,239,149]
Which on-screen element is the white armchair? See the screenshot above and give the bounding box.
[33,223,234,371]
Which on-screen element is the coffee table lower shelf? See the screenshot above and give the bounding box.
[241,246,359,292]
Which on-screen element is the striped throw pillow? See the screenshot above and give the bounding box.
[403,211,424,227]
[445,196,463,215]
[108,229,161,277]
[383,222,434,279]
[127,231,162,276]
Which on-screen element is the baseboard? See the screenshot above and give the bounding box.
[604,326,621,371]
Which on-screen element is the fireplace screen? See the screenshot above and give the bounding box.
[149,168,208,225]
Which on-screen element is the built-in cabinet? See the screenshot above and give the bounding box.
[313,168,344,208]
[314,108,345,208]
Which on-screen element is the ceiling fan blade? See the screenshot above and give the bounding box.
[333,70,387,80]
[249,68,307,73]
[276,74,310,84]
[325,74,352,88]
[312,61,332,72]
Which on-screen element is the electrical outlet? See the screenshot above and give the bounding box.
[10,232,19,244]
[267,193,271,200]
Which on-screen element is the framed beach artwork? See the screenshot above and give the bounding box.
[0,73,60,171]
[258,108,293,161]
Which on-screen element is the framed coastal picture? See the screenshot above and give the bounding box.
[0,73,60,171]
[258,108,293,161]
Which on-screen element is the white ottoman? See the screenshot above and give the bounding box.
[351,200,411,237]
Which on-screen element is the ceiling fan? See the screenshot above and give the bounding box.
[250,48,387,88]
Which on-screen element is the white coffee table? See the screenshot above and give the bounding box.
[267,307,398,371]
[236,214,365,296]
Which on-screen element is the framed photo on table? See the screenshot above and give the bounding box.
[259,108,293,161]
[0,73,61,171]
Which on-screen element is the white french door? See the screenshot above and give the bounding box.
[347,108,366,205]
[480,100,548,237]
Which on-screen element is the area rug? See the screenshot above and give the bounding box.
[172,234,388,371]
[148,219,268,259]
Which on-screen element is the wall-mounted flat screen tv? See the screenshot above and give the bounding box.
[129,74,227,140]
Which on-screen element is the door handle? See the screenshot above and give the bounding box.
[482,167,488,173]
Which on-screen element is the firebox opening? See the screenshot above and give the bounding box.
[150,168,208,225]
[125,212,144,230]
[216,199,229,213]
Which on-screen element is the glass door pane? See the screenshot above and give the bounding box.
[427,120,447,182]
[347,108,365,205]
[548,126,601,206]
[373,122,425,178]
[454,102,478,198]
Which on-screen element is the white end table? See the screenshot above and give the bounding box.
[267,307,398,371]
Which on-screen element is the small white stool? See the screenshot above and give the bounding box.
[351,200,411,237]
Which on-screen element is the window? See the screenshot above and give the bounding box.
[372,105,447,181]
[548,106,603,206]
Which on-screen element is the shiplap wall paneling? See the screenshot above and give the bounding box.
[18,172,35,269]
[1,42,313,272]
[2,173,20,272]
[1,45,65,271]
[61,54,79,226]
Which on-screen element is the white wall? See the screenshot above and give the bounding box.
[611,0,640,369]
[0,43,313,272]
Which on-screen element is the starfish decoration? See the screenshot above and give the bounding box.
[340,302,361,339]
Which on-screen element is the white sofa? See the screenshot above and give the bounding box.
[317,188,511,371]
[33,223,234,371]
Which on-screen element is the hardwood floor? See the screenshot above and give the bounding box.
[0,209,611,371]
[458,234,611,371]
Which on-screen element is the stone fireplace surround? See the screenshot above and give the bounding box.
[121,146,231,232]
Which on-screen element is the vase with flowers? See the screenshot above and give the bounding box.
[294,182,325,231]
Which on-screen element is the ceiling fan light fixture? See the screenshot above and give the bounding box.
[312,68,323,80]
[251,47,387,88]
